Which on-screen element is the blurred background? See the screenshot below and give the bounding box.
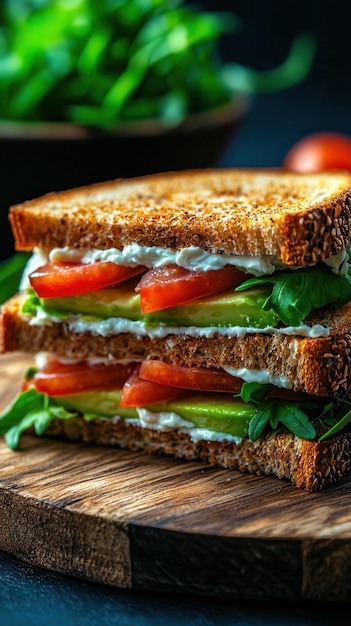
[0,0,350,262]
[205,0,351,167]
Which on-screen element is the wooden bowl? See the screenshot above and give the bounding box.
[0,96,247,260]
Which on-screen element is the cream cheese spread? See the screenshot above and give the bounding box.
[223,366,293,389]
[135,408,242,444]
[48,244,283,276]
[49,244,350,275]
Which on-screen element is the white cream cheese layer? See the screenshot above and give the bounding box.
[223,366,293,389]
[48,243,283,276]
[49,244,350,275]
[28,307,330,339]
[135,408,242,444]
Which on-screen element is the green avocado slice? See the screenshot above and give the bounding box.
[60,390,256,439]
[41,283,280,328]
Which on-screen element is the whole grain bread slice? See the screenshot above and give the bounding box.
[9,169,351,266]
[3,294,351,399]
[45,414,351,491]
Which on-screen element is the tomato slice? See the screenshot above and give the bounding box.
[135,264,246,314]
[139,360,243,393]
[29,261,146,298]
[119,366,188,408]
[29,359,139,396]
[139,360,317,401]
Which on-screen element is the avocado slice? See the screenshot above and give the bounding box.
[60,390,256,439]
[42,283,280,328]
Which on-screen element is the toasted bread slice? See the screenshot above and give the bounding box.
[45,413,351,492]
[9,169,351,266]
[3,294,351,399]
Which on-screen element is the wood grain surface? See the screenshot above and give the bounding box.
[1,353,351,601]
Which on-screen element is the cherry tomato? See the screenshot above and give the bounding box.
[28,359,138,396]
[29,261,146,298]
[284,132,351,172]
[119,366,187,408]
[139,360,243,393]
[135,264,246,314]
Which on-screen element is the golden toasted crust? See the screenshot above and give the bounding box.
[3,294,351,398]
[9,169,351,266]
[46,415,351,491]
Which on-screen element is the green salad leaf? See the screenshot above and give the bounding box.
[248,399,317,441]
[0,0,315,127]
[237,382,318,441]
[238,382,351,442]
[318,400,351,442]
[0,388,78,449]
[0,253,30,305]
[235,264,351,326]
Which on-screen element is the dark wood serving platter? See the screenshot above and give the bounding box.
[1,353,351,601]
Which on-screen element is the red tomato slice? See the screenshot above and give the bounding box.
[139,360,316,401]
[139,360,243,393]
[284,132,351,172]
[119,366,188,408]
[29,261,146,298]
[135,264,246,314]
[29,360,139,396]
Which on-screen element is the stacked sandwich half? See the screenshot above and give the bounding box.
[2,169,351,491]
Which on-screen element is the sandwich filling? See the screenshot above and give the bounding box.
[2,354,351,450]
[4,242,351,449]
[18,244,351,339]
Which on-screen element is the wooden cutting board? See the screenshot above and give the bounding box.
[2,353,351,602]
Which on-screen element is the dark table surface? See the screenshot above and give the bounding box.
[2,79,351,625]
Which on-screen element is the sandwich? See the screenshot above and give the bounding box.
[2,168,351,491]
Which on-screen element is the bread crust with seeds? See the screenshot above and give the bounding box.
[45,415,351,492]
[9,169,351,266]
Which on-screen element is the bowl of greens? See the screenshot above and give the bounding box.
[0,0,315,263]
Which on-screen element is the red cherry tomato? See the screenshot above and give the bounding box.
[135,264,246,314]
[29,262,146,298]
[284,132,351,172]
[28,359,138,396]
[139,360,243,393]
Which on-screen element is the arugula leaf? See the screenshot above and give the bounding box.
[0,389,78,449]
[236,381,271,404]
[318,400,351,441]
[0,1,314,127]
[0,389,45,435]
[247,398,317,441]
[0,253,30,305]
[5,412,40,450]
[277,402,317,439]
[248,400,274,440]
[236,265,351,326]
[238,381,318,441]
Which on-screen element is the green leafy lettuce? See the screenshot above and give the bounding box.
[235,264,351,326]
[0,389,79,449]
[0,253,30,305]
[237,382,318,440]
[0,1,314,127]
[237,382,351,442]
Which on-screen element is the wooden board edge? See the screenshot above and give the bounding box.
[0,488,132,589]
